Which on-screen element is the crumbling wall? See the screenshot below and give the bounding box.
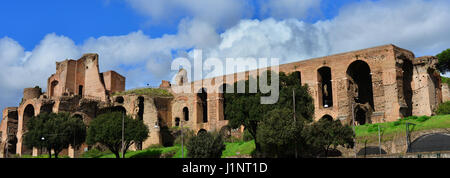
[411,56,442,116]
[443,84,450,102]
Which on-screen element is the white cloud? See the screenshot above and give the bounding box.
[124,0,251,29]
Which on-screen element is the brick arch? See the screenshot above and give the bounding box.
[17,100,38,155]
[319,114,334,121]
[197,128,207,135]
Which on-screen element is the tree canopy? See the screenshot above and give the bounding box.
[86,112,149,158]
[256,108,305,158]
[303,118,355,157]
[224,71,314,154]
[186,132,225,158]
[436,48,450,74]
[23,112,86,158]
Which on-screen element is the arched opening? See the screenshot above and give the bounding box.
[23,104,34,132]
[357,146,387,157]
[219,84,231,120]
[22,104,35,155]
[318,67,333,108]
[401,58,413,117]
[115,96,124,104]
[78,85,83,96]
[346,60,374,108]
[408,133,450,153]
[320,115,333,121]
[183,107,189,121]
[175,117,180,127]
[136,96,145,150]
[197,129,207,135]
[50,80,58,97]
[137,96,144,121]
[197,88,208,123]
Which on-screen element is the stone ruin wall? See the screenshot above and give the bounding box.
[0,44,446,157]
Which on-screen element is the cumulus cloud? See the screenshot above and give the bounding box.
[124,0,251,29]
[0,18,220,109]
[201,0,450,77]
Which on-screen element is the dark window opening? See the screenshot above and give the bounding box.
[318,67,333,108]
[401,59,413,117]
[78,85,83,96]
[355,108,367,125]
[138,96,144,121]
[175,117,180,127]
[115,96,124,104]
[197,88,208,123]
[183,107,189,121]
[219,84,231,120]
[197,129,207,135]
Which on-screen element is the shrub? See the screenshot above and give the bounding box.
[173,128,195,146]
[436,101,450,115]
[81,148,111,158]
[416,115,431,122]
[243,129,254,141]
[186,132,225,158]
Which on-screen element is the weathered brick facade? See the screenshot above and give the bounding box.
[0,44,445,157]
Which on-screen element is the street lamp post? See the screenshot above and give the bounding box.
[351,102,356,158]
[181,120,184,158]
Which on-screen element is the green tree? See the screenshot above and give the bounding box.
[186,132,225,158]
[303,119,355,157]
[86,112,149,158]
[224,71,314,154]
[256,108,305,158]
[436,48,450,73]
[23,112,86,158]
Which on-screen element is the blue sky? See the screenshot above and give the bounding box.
[0,0,357,51]
[0,0,449,110]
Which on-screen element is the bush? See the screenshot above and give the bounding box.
[81,148,111,158]
[436,101,450,115]
[242,129,254,142]
[186,132,225,158]
[416,115,431,122]
[173,128,195,146]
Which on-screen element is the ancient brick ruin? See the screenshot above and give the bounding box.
[0,44,447,157]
